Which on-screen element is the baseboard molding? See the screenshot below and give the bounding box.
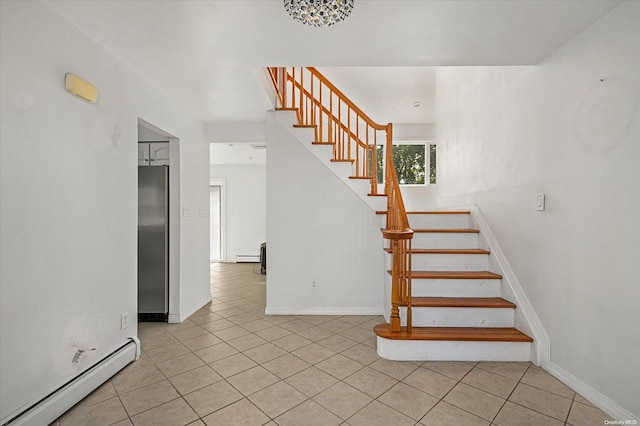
[471,204,551,365]
[265,307,385,316]
[172,295,212,323]
[543,361,639,422]
[2,338,139,426]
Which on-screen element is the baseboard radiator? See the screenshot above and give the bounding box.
[2,337,140,426]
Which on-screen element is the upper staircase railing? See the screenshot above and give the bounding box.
[267,67,413,332]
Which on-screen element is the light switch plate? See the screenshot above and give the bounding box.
[536,194,545,211]
[183,207,193,217]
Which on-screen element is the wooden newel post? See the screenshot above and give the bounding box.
[383,229,414,333]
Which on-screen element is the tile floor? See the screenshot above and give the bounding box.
[52,263,614,426]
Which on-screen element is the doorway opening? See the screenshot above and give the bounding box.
[210,184,223,262]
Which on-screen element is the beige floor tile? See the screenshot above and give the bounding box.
[263,315,297,325]
[242,342,288,364]
[226,366,280,396]
[226,333,268,351]
[180,333,222,352]
[130,398,198,426]
[155,352,205,378]
[509,383,572,421]
[475,361,530,381]
[377,382,438,421]
[213,325,251,341]
[183,380,243,417]
[274,399,342,426]
[226,312,259,325]
[254,325,293,341]
[169,325,210,342]
[316,334,358,352]
[295,326,335,342]
[339,326,375,343]
[75,381,117,409]
[421,361,474,380]
[420,401,490,426]
[567,401,615,426]
[347,400,415,426]
[285,366,339,397]
[262,353,311,379]
[59,396,128,426]
[139,332,179,351]
[494,401,563,426]
[340,344,380,365]
[118,353,155,373]
[162,319,197,332]
[145,342,190,364]
[209,353,257,378]
[403,365,458,398]
[120,380,180,416]
[343,366,398,398]
[111,364,166,395]
[338,316,371,326]
[248,381,307,418]
[313,382,373,420]
[241,319,275,332]
[189,312,222,326]
[193,342,238,363]
[315,354,364,379]
[201,398,270,426]
[520,366,575,398]
[111,419,133,426]
[186,420,205,426]
[200,318,235,333]
[279,319,315,333]
[318,319,353,333]
[462,366,518,399]
[215,307,247,317]
[168,365,223,395]
[368,358,419,380]
[444,382,505,421]
[292,343,336,364]
[272,333,313,352]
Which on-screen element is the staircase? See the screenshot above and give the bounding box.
[376,210,533,361]
[265,67,533,362]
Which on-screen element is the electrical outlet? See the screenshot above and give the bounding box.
[121,312,129,330]
[311,281,318,290]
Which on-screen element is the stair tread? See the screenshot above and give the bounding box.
[312,141,334,145]
[376,210,471,215]
[293,124,317,128]
[374,324,533,342]
[276,107,298,111]
[388,270,503,279]
[413,228,480,233]
[349,176,373,179]
[384,248,490,254]
[368,193,387,197]
[330,159,354,163]
[407,297,515,308]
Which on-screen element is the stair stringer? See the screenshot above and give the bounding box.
[274,110,387,212]
[469,204,551,366]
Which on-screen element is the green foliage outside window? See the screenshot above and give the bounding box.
[376,144,436,185]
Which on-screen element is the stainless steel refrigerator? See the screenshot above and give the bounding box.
[138,166,169,321]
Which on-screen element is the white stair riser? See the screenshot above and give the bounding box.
[376,337,531,361]
[408,214,470,229]
[412,278,501,298]
[399,307,514,327]
[411,232,479,248]
[384,253,488,271]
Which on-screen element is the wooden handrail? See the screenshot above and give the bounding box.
[267,67,413,332]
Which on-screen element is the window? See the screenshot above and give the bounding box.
[376,142,436,185]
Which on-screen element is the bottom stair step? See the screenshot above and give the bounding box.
[374,324,532,342]
[374,324,533,361]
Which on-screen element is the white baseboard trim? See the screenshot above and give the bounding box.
[2,338,138,426]
[471,204,550,365]
[264,307,385,316]
[543,361,639,422]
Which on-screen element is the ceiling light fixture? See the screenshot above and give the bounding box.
[284,0,354,27]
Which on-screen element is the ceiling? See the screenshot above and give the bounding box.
[45,0,620,126]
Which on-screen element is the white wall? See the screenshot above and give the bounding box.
[0,1,210,421]
[436,1,639,419]
[210,164,266,262]
[265,112,385,314]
